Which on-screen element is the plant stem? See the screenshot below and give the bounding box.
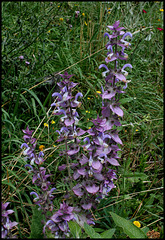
[65,139,72,189]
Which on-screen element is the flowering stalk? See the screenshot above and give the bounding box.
[45,20,132,235]
[20,127,56,224]
[20,20,132,238]
[43,72,86,237]
[66,20,132,222]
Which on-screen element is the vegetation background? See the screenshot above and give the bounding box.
[2,1,164,238]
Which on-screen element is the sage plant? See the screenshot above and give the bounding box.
[21,127,56,223]
[20,20,132,238]
[44,20,132,238]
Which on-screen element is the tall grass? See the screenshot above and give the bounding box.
[2,1,163,238]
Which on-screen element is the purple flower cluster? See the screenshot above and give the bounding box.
[21,127,56,221]
[1,202,18,239]
[19,20,132,238]
[47,20,132,235]
[43,202,74,238]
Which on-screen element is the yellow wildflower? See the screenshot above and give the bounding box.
[53,145,56,147]
[88,127,91,129]
[85,21,87,26]
[133,221,141,228]
[108,12,111,14]
[87,97,90,100]
[58,5,60,7]
[44,123,49,127]
[108,8,111,10]
[60,18,63,21]
[135,129,139,132]
[51,120,55,124]
[82,13,85,16]
[160,9,164,12]
[47,30,51,33]
[86,110,88,113]
[96,91,101,94]
[39,145,45,151]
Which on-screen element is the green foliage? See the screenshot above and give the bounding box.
[83,222,116,239]
[68,221,82,238]
[29,205,44,239]
[84,222,102,238]
[100,228,116,238]
[110,212,147,238]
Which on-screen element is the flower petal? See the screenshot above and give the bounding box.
[92,160,102,170]
[85,184,99,194]
[107,158,120,166]
[81,202,93,210]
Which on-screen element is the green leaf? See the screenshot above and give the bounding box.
[84,222,101,238]
[123,172,147,179]
[29,205,44,239]
[68,221,82,238]
[100,228,116,238]
[122,171,148,183]
[22,88,47,116]
[110,212,146,239]
[2,180,16,190]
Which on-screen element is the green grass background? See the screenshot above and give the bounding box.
[2,1,164,238]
